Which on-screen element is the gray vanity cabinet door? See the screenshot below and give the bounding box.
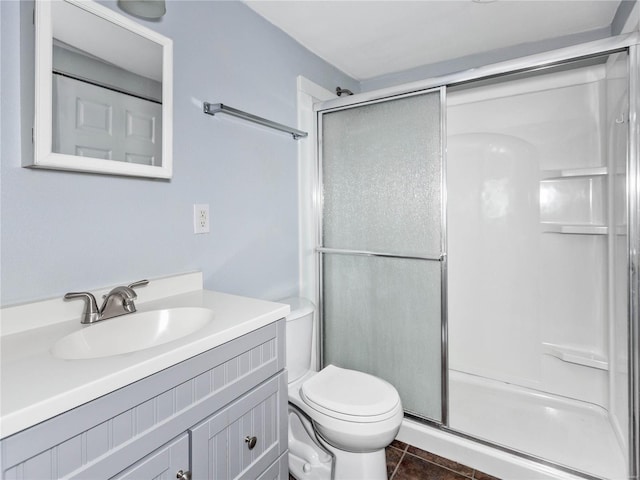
[190,373,286,480]
[256,453,288,480]
[111,433,190,480]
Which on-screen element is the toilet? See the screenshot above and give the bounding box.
[280,297,403,480]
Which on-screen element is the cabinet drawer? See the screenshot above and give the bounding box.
[191,372,287,480]
[111,433,190,480]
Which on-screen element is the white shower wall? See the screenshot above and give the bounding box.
[447,64,617,409]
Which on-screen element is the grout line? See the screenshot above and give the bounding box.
[390,448,406,480]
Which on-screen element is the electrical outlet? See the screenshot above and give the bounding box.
[193,204,210,234]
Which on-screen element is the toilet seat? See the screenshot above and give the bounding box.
[300,365,401,423]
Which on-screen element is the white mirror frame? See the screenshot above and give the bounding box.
[29,0,173,179]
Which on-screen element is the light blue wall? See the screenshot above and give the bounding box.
[0,0,358,306]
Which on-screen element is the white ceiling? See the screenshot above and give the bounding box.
[245,1,622,81]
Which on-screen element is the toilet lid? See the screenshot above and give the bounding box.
[301,365,399,418]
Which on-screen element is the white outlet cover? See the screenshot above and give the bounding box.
[193,204,210,234]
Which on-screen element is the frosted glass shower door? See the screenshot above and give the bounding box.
[319,90,444,422]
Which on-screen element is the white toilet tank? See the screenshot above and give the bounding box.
[279,297,315,383]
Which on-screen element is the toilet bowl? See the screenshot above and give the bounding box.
[280,297,403,480]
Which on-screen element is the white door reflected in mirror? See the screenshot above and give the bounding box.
[29,0,173,178]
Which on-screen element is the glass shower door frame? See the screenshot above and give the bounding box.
[316,86,449,425]
[628,43,640,480]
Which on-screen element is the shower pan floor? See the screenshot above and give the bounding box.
[448,370,626,480]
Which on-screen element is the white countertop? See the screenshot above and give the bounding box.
[0,273,289,439]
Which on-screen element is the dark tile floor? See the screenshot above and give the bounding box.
[386,440,501,480]
[289,440,502,480]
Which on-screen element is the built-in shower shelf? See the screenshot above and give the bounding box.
[542,342,608,370]
[540,166,608,180]
[541,223,608,235]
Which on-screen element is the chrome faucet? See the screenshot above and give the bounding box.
[64,280,149,324]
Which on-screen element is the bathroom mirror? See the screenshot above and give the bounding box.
[29,0,173,178]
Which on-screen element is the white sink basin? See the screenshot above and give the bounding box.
[52,307,213,360]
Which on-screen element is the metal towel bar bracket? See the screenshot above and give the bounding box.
[203,102,308,140]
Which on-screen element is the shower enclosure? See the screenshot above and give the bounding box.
[313,36,639,480]
[446,52,630,479]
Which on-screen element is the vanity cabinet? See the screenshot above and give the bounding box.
[0,320,288,480]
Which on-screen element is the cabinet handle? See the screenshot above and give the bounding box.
[176,470,191,480]
[245,435,257,450]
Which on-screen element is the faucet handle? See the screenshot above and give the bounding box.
[128,279,149,290]
[64,292,100,324]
